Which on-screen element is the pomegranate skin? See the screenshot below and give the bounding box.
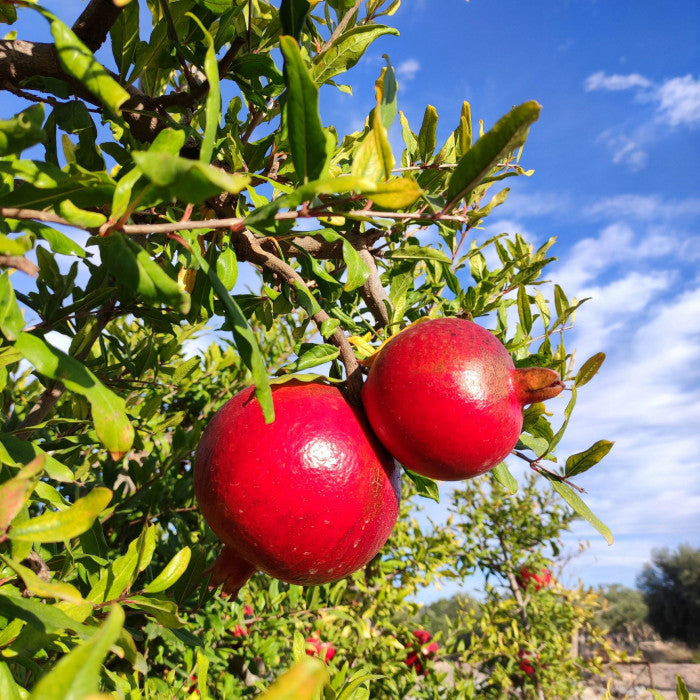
[194,381,401,587]
[362,318,563,481]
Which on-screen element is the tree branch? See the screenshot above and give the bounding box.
[0,254,39,277]
[358,248,390,328]
[72,0,125,53]
[231,230,364,404]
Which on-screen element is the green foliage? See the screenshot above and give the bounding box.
[0,0,617,695]
[637,544,700,645]
[595,584,649,634]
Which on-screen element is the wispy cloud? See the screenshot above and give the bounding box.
[584,71,700,169]
[585,71,652,92]
[396,58,420,81]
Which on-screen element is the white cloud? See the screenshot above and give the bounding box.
[396,58,420,81]
[585,70,652,92]
[597,129,648,171]
[587,194,700,221]
[655,74,700,127]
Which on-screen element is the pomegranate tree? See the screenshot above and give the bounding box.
[362,318,565,481]
[194,381,401,596]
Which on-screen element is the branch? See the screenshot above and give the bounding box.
[358,248,390,328]
[72,0,125,53]
[231,230,364,404]
[0,254,39,277]
[320,0,363,53]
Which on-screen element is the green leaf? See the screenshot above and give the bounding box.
[404,469,439,503]
[445,101,541,205]
[0,554,84,604]
[370,177,423,209]
[0,434,74,482]
[56,199,107,228]
[565,440,614,478]
[0,591,93,637]
[0,662,22,700]
[34,226,86,257]
[123,595,185,628]
[0,455,44,533]
[553,283,568,318]
[0,272,25,342]
[258,658,330,700]
[110,0,139,82]
[283,344,340,373]
[385,245,451,265]
[187,14,220,165]
[216,246,238,291]
[144,546,192,593]
[352,88,394,182]
[0,105,44,157]
[132,151,250,203]
[0,232,34,256]
[172,356,201,384]
[186,238,273,423]
[280,35,328,183]
[14,332,134,458]
[280,0,310,42]
[315,230,370,291]
[101,233,190,313]
[320,318,340,339]
[376,57,398,131]
[312,25,399,86]
[30,604,124,700]
[676,675,694,700]
[49,17,130,116]
[8,486,112,543]
[545,477,613,545]
[575,352,606,387]
[417,105,438,163]
[517,285,532,334]
[0,4,18,25]
[490,462,518,494]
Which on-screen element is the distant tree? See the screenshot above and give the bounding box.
[402,592,482,641]
[595,584,648,634]
[636,545,700,645]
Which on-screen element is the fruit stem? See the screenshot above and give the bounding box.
[512,367,565,406]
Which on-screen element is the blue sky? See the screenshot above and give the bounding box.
[3,1,699,598]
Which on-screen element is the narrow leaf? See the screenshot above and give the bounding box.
[258,658,330,700]
[545,477,613,545]
[132,151,250,203]
[0,554,84,604]
[445,101,541,205]
[490,462,518,494]
[575,352,606,387]
[565,440,614,477]
[30,604,124,700]
[186,238,273,422]
[50,18,130,116]
[9,487,112,543]
[417,105,438,163]
[101,233,190,313]
[0,272,25,342]
[404,469,439,503]
[385,245,451,265]
[517,285,532,334]
[312,25,399,85]
[280,0,310,42]
[0,455,44,533]
[144,547,192,593]
[371,177,423,209]
[187,14,220,165]
[283,344,339,373]
[15,332,134,458]
[280,35,328,183]
[0,104,44,157]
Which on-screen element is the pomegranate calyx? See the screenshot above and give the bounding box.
[206,547,256,599]
[513,367,565,406]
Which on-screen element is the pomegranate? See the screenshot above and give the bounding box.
[194,381,401,596]
[362,318,564,481]
[305,635,336,662]
[516,566,553,591]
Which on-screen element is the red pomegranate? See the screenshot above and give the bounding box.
[194,381,401,596]
[516,566,553,591]
[362,318,565,481]
[305,635,336,662]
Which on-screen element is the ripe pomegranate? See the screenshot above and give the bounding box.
[518,649,538,676]
[194,381,401,596]
[362,318,565,481]
[517,566,553,591]
[305,635,336,662]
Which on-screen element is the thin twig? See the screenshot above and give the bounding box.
[0,254,39,277]
[319,0,363,53]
